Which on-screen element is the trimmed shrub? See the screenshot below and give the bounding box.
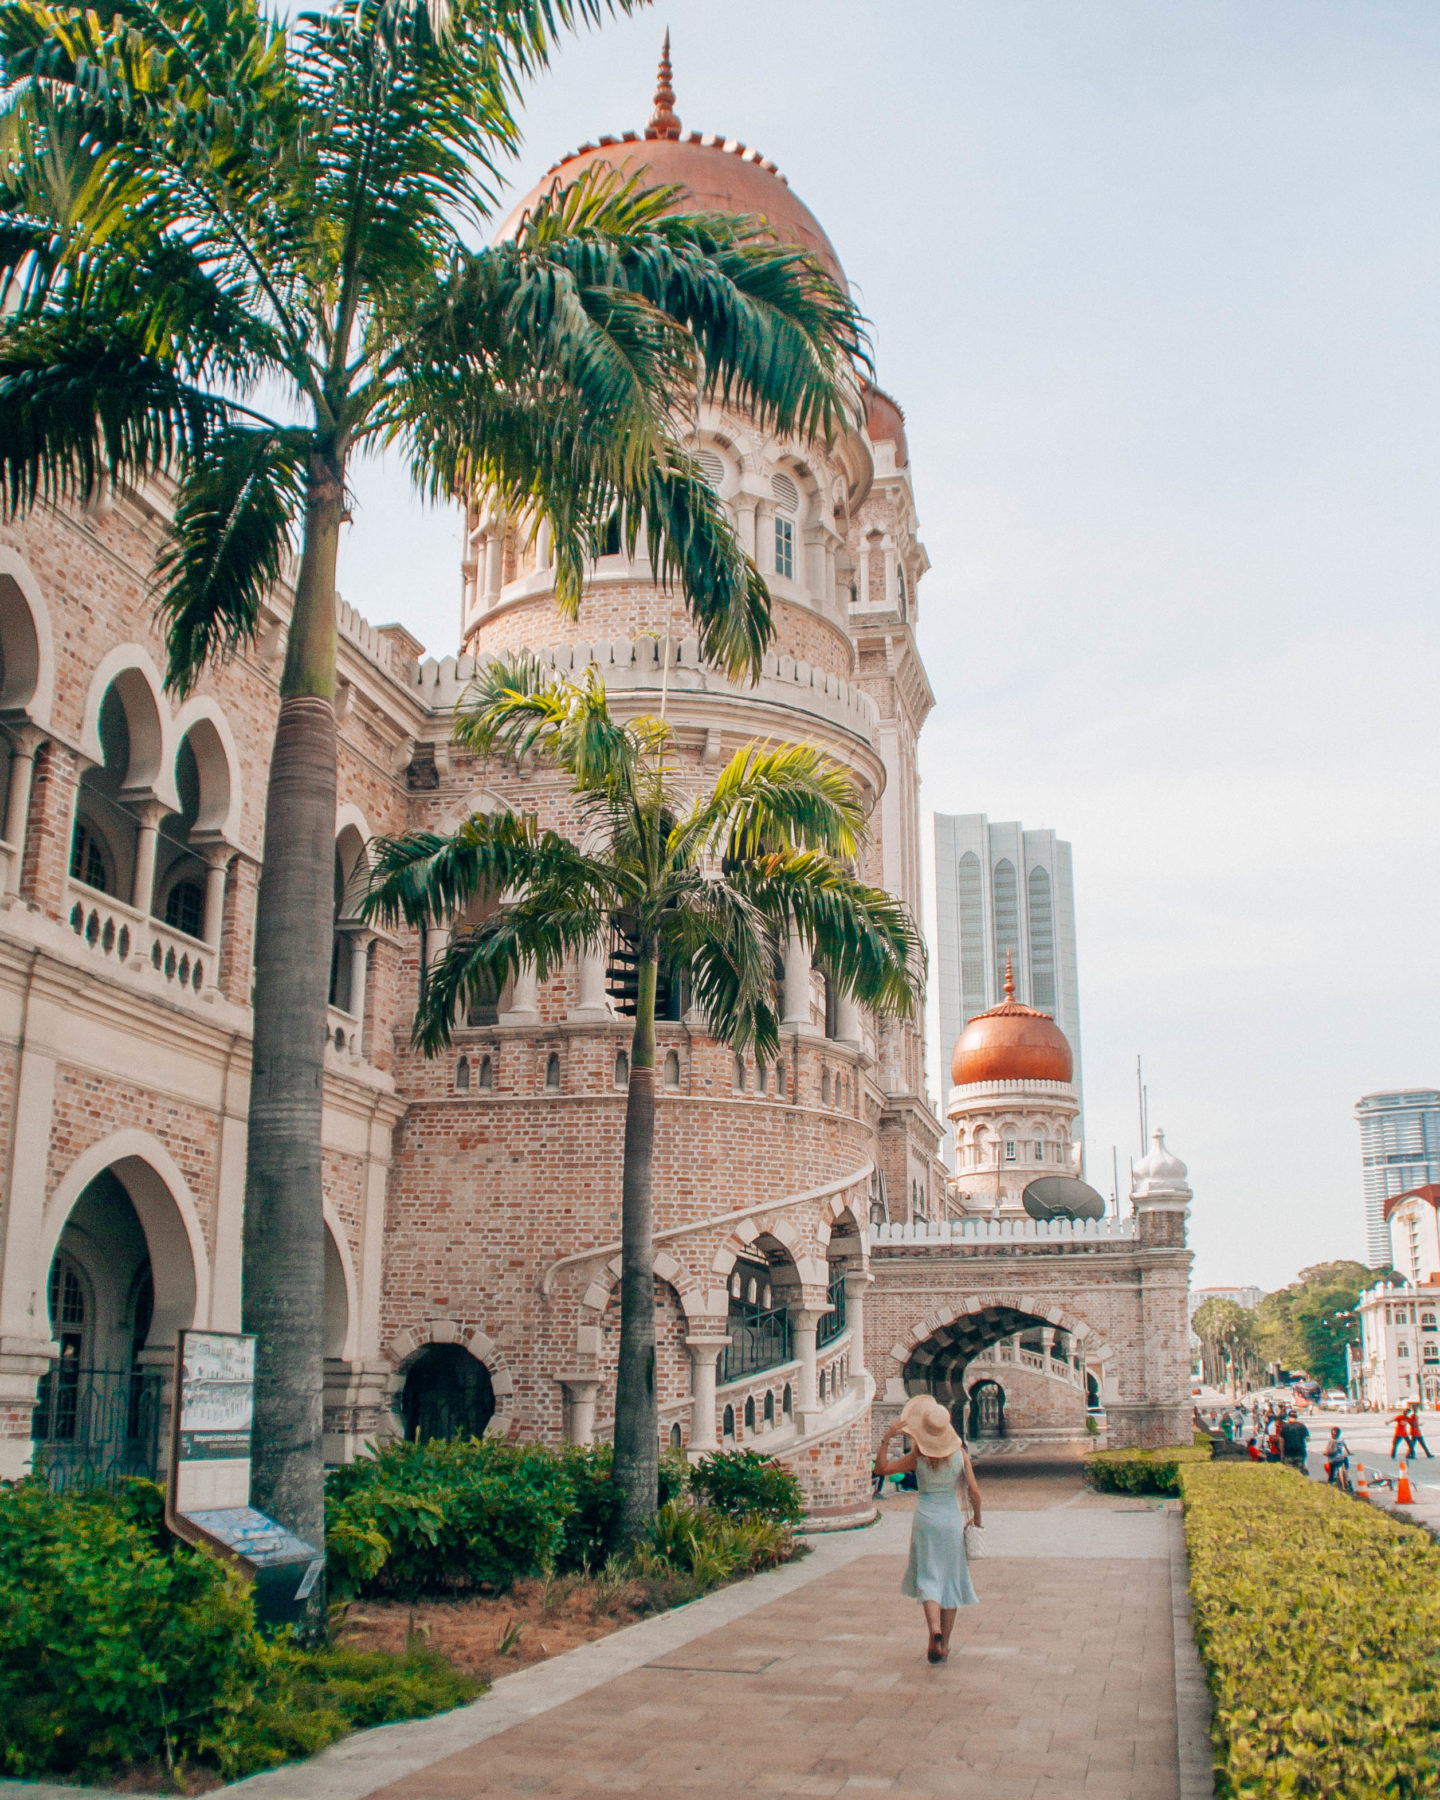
[329,1441,806,1594]
[326,1437,576,1596]
[1182,1462,1440,1798]
[0,1480,475,1782]
[553,1443,690,1573]
[689,1449,805,1525]
[1082,1442,1211,1496]
[0,1477,258,1777]
[637,1500,795,1592]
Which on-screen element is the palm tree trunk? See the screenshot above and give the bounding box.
[611,943,659,1549]
[242,448,342,1554]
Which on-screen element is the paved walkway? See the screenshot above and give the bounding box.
[1,1459,1210,1800]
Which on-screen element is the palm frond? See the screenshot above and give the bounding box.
[675,740,863,865]
[734,850,925,1020]
[154,425,307,695]
[659,874,782,1062]
[0,320,222,512]
[362,806,612,930]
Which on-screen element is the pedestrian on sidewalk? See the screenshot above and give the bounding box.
[874,1395,981,1667]
[1281,1412,1310,1472]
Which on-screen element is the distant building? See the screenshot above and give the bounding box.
[1188,1286,1264,1322]
[933,814,1082,1167]
[1355,1277,1440,1410]
[1355,1091,1440,1266]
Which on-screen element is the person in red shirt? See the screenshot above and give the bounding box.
[1405,1401,1433,1459]
[1391,1407,1413,1459]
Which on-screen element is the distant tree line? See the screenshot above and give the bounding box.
[1192,1261,1397,1393]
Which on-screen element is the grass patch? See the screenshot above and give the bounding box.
[1182,1462,1440,1798]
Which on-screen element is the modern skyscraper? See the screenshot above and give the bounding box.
[933,814,1083,1167]
[1355,1091,1440,1266]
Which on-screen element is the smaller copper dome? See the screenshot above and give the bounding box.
[951,953,1073,1087]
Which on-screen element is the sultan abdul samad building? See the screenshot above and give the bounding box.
[0,56,1192,1517]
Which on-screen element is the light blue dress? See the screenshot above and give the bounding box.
[900,1449,979,1609]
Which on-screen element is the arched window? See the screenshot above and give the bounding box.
[1027,864,1055,1013]
[958,851,985,1020]
[763,1390,775,1425]
[663,1050,681,1088]
[744,1395,756,1431]
[821,1068,831,1104]
[156,730,219,937]
[456,1056,471,1090]
[992,858,1018,997]
[69,818,111,893]
[782,1383,793,1417]
[818,1369,827,1403]
[545,1052,561,1090]
[757,1061,768,1096]
[669,1421,683,1449]
[614,1050,629,1088]
[478,1054,493,1090]
[400,1344,495,1443]
[733,1054,746,1093]
[722,1404,735,1441]
[776,1063,787,1098]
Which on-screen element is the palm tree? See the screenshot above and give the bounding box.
[0,0,866,1546]
[363,660,924,1546]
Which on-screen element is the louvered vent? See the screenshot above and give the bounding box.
[770,472,800,513]
[696,449,726,488]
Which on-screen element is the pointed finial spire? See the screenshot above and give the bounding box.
[1003,948,1015,1003]
[646,30,681,140]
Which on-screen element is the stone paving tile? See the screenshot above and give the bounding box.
[368,1551,1178,1800]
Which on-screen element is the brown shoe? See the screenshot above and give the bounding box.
[927,1633,943,1664]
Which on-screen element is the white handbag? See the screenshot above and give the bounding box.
[961,1462,986,1557]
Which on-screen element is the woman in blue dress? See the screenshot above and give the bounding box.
[875,1394,982,1663]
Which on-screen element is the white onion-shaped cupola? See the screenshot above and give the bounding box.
[1131,1128,1191,1208]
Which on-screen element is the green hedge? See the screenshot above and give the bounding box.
[1082,1442,1211,1496]
[1182,1463,1440,1798]
[0,1480,474,1782]
[327,1439,804,1596]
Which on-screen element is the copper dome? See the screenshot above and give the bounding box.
[496,41,845,285]
[950,955,1073,1088]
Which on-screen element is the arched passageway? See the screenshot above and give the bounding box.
[33,1159,198,1489]
[399,1344,495,1443]
[905,1304,1093,1443]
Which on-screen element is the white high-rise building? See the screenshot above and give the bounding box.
[1355,1091,1440,1267]
[933,813,1083,1168]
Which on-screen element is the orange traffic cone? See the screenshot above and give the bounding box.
[1355,1463,1370,1498]
[1396,1462,1416,1505]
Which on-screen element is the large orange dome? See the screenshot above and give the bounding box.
[496,37,845,285]
[950,958,1073,1087]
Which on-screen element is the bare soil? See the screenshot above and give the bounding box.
[337,1571,680,1687]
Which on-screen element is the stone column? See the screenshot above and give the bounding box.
[130,800,164,916]
[200,847,230,949]
[568,943,614,1022]
[483,530,503,605]
[843,1269,871,1361]
[782,931,813,1031]
[834,988,862,1049]
[791,1307,824,1428]
[2,726,41,892]
[686,1334,729,1452]
[348,930,373,1034]
[557,1376,601,1446]
[500,957,540,1025]
[856,542,871,607]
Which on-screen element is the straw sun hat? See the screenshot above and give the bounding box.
[899,1394,963,1459]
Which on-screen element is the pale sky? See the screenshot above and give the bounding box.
[335,1,1440,1293]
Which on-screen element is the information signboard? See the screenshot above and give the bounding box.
[166,1329,323,1626]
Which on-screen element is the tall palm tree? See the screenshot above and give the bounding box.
[363,660,924,1545]
[0,0,866,1547]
